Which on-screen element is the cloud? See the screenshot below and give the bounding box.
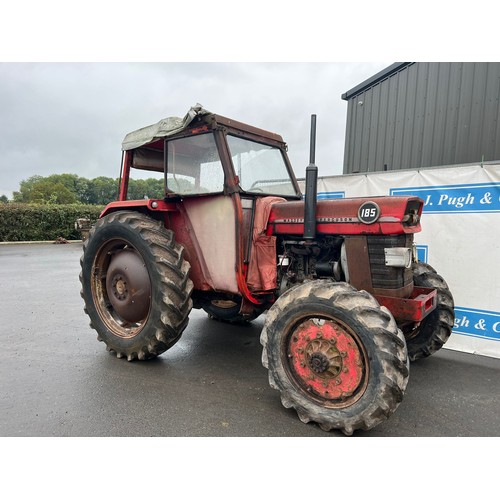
[0,62,390,198]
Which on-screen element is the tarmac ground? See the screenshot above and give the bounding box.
[1,242,500,438]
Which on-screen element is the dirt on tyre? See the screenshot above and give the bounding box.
[404,262,455,362]
[80,211,193,361]
[260,280,409,435]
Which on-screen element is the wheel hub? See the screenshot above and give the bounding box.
[111,274,128,300]
[308,350,334,374]
[105,250,151,324]
[288,318,365,400]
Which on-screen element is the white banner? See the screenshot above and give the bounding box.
[312,163,500,359]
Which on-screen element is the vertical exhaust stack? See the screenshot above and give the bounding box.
[303,114,318,240]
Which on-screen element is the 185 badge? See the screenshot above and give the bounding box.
[358,201,380,224]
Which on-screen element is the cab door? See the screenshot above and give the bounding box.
[166,131,240,294]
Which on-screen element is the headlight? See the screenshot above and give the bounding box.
[384,247,412,268]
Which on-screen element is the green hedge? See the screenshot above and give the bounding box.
[0,204,104,242]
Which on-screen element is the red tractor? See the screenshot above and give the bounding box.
[80,105,454,434]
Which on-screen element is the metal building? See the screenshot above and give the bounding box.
[341,62,500,174]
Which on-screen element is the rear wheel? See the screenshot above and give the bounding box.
[261,280,409,435]
[80,211,193,361]
[203,299,259,324]
[404,262,455,361]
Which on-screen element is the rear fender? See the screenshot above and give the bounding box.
[99,200,213,291]
[100,199,177,218]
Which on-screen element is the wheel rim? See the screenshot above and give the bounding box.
[91,238,151,339]
[285,316,369,408]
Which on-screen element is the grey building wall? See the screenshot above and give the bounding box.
[342,62,500,174]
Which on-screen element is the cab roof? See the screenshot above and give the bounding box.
[121,104,285,151]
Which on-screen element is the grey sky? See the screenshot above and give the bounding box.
[0,62,390,198]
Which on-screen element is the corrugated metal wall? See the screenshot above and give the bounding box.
[342,62,500,173]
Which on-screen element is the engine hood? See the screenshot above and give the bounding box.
[267,196,423,236]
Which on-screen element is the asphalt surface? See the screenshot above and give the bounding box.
[1,242,500,437]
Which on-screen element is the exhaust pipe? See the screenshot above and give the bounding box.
[303,114,318,240]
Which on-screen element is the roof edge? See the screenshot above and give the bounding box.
[121,104,210,151]
[341,62,414,101]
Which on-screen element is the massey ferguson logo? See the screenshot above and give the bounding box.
[358,201,380,224]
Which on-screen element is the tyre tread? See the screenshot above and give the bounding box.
[260,280,409,435]
[80,211,193,361]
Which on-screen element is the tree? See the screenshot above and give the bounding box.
[74,176,93,204]
[13,174,80,204]
[128,178,164,200]
[29,180,78,204]
[89,176,119,205]
[46,173,79,192]
[0,195,8,204]
[13,175,44,203]
[12,173,167,205]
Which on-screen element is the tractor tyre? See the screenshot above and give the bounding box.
[260,280,409,435]
[80,211,193,361]
[203,300,259,324]
[405,262,455,362]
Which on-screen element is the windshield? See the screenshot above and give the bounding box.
[227,135,297,196]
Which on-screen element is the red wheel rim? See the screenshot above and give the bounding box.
[286,317,368,407]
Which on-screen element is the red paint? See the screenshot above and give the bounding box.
[190,125,209,134]
[118,151,131,201]
[100,199,177,218]
[233,195,262,305]
[288,319,364,400]
[267,197,423,236]
[374,286,437,322]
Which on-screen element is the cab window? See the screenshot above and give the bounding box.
[166,133,225,195]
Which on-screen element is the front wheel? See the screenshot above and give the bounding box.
[261,280,409,435]
[80,211,193,361]
[404,262,455,361]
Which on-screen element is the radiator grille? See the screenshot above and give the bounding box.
[367,235,413,289]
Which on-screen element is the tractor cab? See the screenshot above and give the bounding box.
[106,106,303,312]
[118,105,302,201]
